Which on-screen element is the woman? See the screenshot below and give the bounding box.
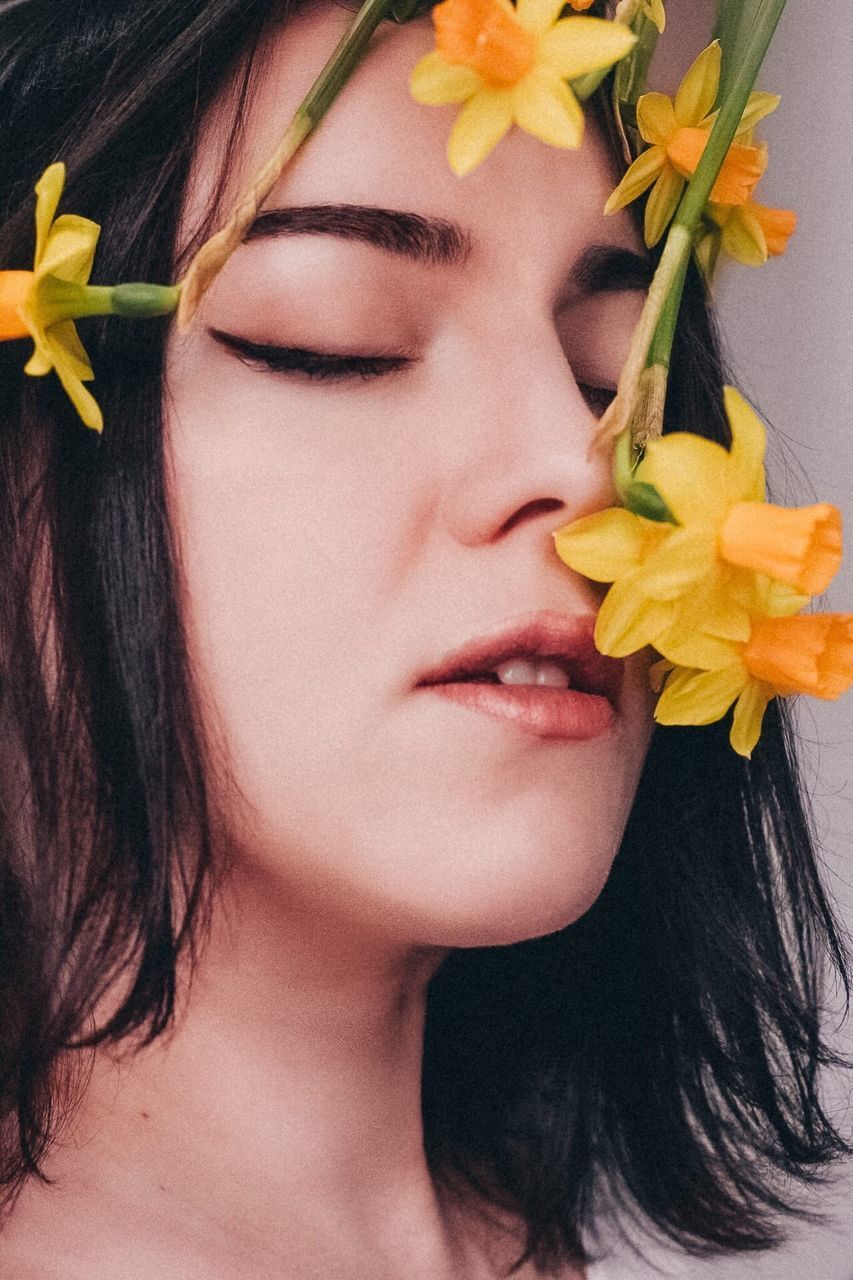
[0,1,847,1276]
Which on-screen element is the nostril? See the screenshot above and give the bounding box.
[498,497,565,537]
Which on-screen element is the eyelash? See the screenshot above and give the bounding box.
[211,330,616,415]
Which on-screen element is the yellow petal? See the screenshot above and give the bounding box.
[636,92,676,146]
[512,70,584,148]
[45,318,94,381]
[516,0,565,37]
[723,386,766,502]
[643,164,684,247]
[676,577,752,642]
[553,507,651,581]
[673,41,721,127]
[536,15,636,81]
[595,573,675,656]
[410,51,482,104]
[720,204,767,265]
[735,91,780,139]
[655,626,741,671]
[48,332,103,431]
[654,661,748,726]
[36,215,100,285]
[447,87,514,176]
[636,527,716,600]
[24,340,53,376]
[33,162,66,268]
[637,431,731,525]
[604,146,665,215]
[729,680,774,757]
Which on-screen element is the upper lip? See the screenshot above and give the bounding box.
[415,611,623,703]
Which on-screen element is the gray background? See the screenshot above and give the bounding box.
[599,1,853,1275]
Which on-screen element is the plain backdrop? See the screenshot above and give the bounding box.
[597,1,853,1276]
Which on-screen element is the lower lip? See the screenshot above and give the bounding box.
[423,682,615,741]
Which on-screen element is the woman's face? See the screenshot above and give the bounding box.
[166,4,655,948]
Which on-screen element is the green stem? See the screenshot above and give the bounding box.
[645,0,788,375]
[612,13,660,158]
[674,0,788,233]
[298,0,407,127]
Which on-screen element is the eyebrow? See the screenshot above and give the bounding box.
[245,203,653,294]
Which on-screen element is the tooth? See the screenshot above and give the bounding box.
[492,659,570,688]
[494,659,539,686]
[535,661,570,688]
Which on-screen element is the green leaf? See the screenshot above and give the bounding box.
[624,481,678,524]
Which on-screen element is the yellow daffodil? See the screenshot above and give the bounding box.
[654,604,853,757]
[0,163,102,431]
[700,197,797,271]
[604,41,776,246]
[553,387,844,658]
[615,0,665,34]
[410,0,636,176]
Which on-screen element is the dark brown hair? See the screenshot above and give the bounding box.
[0,0,848,1272]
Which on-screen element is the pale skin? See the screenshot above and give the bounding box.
[1,7,655,1279]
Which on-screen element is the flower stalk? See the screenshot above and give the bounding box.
[177,0,414,327]
[596,0,789,450]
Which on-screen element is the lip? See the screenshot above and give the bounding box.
[415,611,623,741]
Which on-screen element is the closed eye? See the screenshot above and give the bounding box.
[209,329,414,382]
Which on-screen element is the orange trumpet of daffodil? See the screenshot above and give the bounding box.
[553,387,844,659]
[0,162,102,431]
[604,41,776,246]
[653,598,853,757]
[700,197,797,271]
[409,0,636,176]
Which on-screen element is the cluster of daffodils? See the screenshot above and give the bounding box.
[604,40,796,273]
[554,390,853,756]
[2,0,849,757]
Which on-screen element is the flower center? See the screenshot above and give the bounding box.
[434,0,536,86]
[0,271,34,340]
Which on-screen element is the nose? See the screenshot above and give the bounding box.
[439,328,615,548]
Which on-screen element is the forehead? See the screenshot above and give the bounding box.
[184,5,640,269]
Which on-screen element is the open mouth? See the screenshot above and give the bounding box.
[415,613,623,740]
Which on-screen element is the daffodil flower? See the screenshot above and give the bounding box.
[410,0,636,176]
[553,387,844,658]
[604,41,776,246]
[0,163,181,432]
[0,163,103,430]
[653,599,853,757]
[698,197,797,274]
